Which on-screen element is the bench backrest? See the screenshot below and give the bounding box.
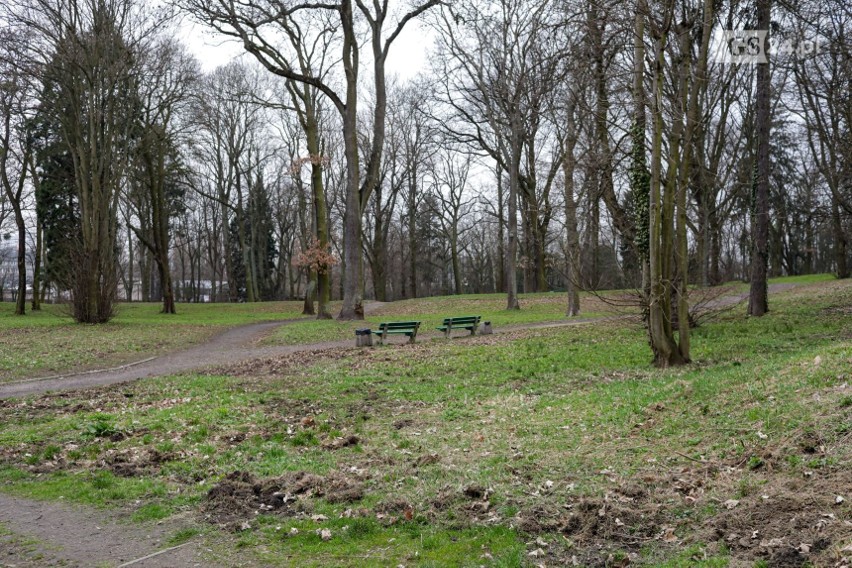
[442,316,481,325]
[379,321,421,331]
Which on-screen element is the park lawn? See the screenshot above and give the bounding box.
[267,291,616,346]
[0,301,305,382]
[263,273,833,346]
[0,278,849,566]
[2,274,825,380]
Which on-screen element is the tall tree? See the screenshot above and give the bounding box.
[642,0,710,366]
[0,29,32,315]
[791,0,851,279]
[180,0,441,319]
[14,0,154,323]
[749,0,772,315]
[429,147,475,295]
[433,0,570,309]
[131,37,199,314]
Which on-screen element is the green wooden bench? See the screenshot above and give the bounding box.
[375,321,421,345]
[436,315,481,338]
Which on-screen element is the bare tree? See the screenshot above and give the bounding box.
[189,62,267,303]
[10,0,162,322]
[749,0,772,315]
[179,0,441,319]
[130,37,199,314]
[0,28,32,315]
[429,147,476,294]
[433,0,570,308]
[640,0,712,366]
[790,0,851,279]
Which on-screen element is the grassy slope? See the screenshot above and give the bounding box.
[0,276,849,566]
[0,301,306,381]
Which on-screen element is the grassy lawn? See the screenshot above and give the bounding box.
[0,277,849,566]
[267,291,615,346]
[0,301,306,382]
[3,275,822,380]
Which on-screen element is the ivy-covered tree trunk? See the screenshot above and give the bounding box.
[32,218,43,311]
[647,28,684,367]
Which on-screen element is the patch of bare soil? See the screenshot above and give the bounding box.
[204,470,365,530]
[101,448,178,478]
[211,347,354,378]
[498,464,852,568]
[698,470,852,568]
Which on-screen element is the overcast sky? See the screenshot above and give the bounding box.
[179,20,432,80]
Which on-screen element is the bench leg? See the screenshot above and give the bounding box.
[444,327,451,339]
[408,334,416,344]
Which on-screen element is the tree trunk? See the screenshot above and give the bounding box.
[407,177,418,299]
[303,275,316,315]
[295,170,315,314]
[832,200,849,278]
[12,203,26,316]
[506,119,522,310]
[32,219,42,311]
[154,161,175,314]
[631,6,651,320]
[126,223,134,301]
[234,174,256,303]
[370,196,389,301]
[27,158,43,310]
[749,0,771,316]
[338,1,364,320]
[496,166,505,293]
[311,141,332,318]
[451,233,463,294]
[1,110,30,315]
[563,96,581,317]
[709,208,722,284]
[648,30,684,368]
[582,166,600,288]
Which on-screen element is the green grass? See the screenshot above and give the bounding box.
[245,519,523,567]
[722,272,838,291]
[1,274,831,379]
[0,277,850,565]
[267,291,613,345]
[0,301,306,381]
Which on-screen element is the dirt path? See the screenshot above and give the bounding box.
[0,318,316,399]
[0,285,796,400]
[0,494,233,567]
[1,317,611,399]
